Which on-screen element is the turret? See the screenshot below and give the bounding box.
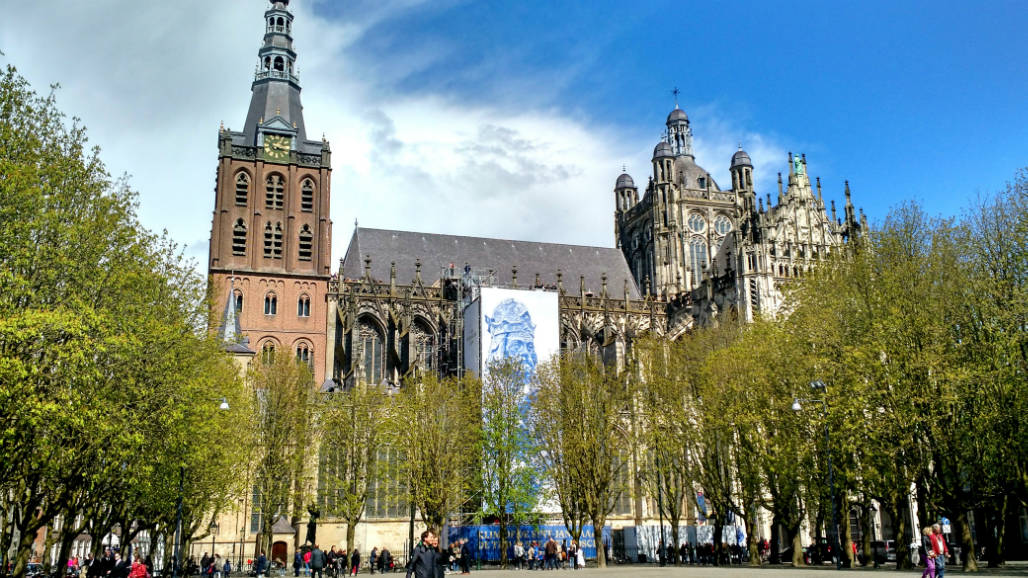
[666,106,693,158]
[614,170,638,244]
[652,140,674,184]
[731,146,755,212]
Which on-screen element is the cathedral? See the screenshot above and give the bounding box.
[205,0,864,562]
[615,105,866,325]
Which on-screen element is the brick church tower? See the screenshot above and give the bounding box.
[208,0,332,385]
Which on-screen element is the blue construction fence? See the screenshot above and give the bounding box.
[447,524,612,562]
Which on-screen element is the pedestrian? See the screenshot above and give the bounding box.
[223,558,232,577]
[294,551,303,578]
[350,549,361,576]
[406,531,439,578]
[379,549,391,574]
[127,553,149,578]
[305,548,313,577]
[310,545,326,578]
[213,554,224,578]
[459,540,471,575]
[513,542,524,570]
[255,551,268,578]
[574,543,584,570]
[369,548,378,576]
[931,524,949,578]
[921,527,936,578]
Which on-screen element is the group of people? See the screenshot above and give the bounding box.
[78,547,152,578]
[920,524,950,578]
[198,552,232,578]
[444,539,473,574]
[511,538,585,570]
[288,544,395,577]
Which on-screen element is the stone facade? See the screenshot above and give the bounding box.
[615,107,865,324]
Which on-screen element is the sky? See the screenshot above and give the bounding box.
[3,0,1026,269]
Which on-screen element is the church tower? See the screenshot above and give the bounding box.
[208,0,332,385]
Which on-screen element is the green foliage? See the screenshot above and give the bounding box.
[0,64,251,576]
[531,354,632,567]
[389,372,480,530]
[478,359,542,566]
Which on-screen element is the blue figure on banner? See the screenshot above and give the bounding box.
[485,298,538,384]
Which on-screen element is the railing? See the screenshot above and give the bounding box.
[254,70,299,83]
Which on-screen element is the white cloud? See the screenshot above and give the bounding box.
[2,0,788,273]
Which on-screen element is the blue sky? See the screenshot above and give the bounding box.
[3,0,1025,266]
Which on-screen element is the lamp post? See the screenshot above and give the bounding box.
[793,380,841,571]
[173,398,230,578]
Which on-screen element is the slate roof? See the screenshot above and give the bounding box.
[341,228,641,299]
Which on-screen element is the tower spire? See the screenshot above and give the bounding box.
[242,0,307,147]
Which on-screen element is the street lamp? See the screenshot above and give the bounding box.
[792,380,842,571]
[173,398,230,578]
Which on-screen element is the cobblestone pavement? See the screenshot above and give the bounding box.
[463,562,1028,577]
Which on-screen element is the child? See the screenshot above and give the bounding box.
[921,527,935,578]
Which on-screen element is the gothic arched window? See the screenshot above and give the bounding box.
[265,175,284,209]
[235,173,249,206]
[260,340,277,363]
[359,319,385,385]
[714,215,732,236]
[273,56,284,72]
[411,321,435,371]
[689,237,708,277]
[232,219,247,256]
[688,213,706,233]
[264,292,277,316]
[301,179,314,212]
[296,342,312,367]
[297,294,310,317]
[234,289,243,313]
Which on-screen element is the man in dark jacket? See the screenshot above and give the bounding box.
[310,546,326,578]
[405,531,439,578]
[458,540,471,575]
[255,552,268,578]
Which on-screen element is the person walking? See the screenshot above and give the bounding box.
[921,527,936,578]
[406,530,439,578]
[310,545,326,578]
[349,549,361,576]
[369,548,378,576]
[931,525,949,578]
[294,551,304,578]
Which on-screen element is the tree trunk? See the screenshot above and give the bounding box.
[957,510,978,571]
[861,506,872,566]
[790,529,803,566]
[670,518,681,564]
[840,504,854,567]
[890,496,912,571]
[712,520,723,566]
[747,512,760,566]
[769,514,781,564]
[346,523,357,570]
[498,517,509,568]
[986,497,1007,568]
[592,519,606,568]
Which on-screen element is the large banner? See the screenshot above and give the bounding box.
[464,287,559,390]
[448,524,611,562]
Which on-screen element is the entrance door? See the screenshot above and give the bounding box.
[272,541,288,567]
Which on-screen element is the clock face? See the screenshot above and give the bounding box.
[263,135,290,162]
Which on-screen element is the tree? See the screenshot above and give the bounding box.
[249,353,317,558]
[532,354,631,568]
[478,359,542,567]
[0,63,251,577]
[318,383,390,566]
[390,373,480,531]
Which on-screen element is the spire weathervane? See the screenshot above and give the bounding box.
[671,87,681,108]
